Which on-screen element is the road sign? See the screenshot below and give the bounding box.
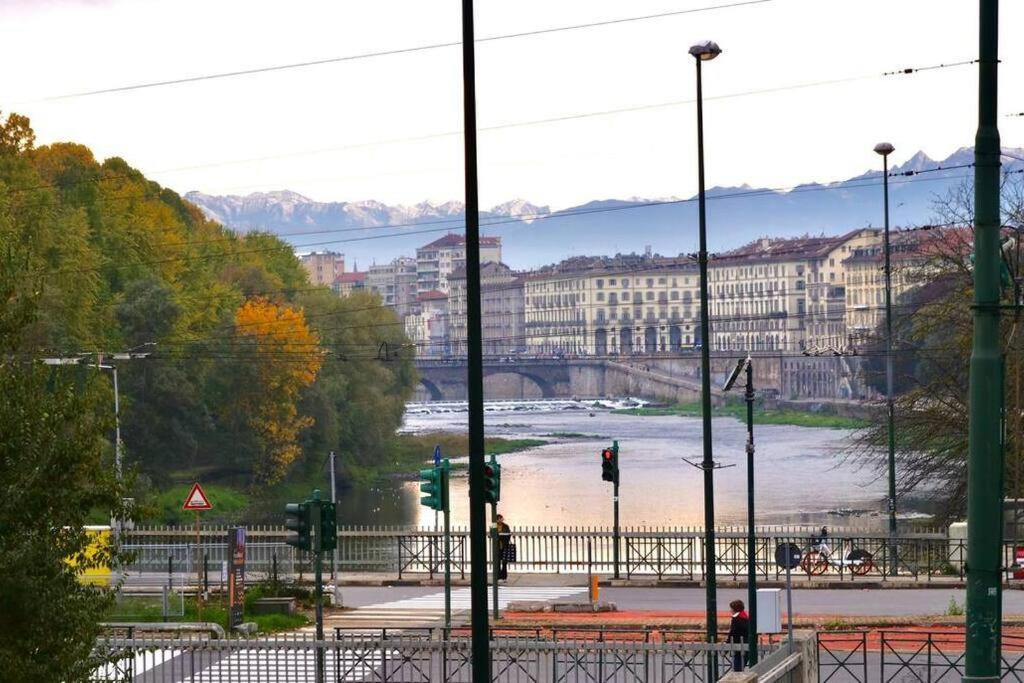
[182,482,213,511]
[775,542,802,570]
[434,445,442,467]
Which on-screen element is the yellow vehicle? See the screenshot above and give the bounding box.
[67,525,113,585]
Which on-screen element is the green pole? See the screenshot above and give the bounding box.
[312,489,324,683]
[965,1,1003,681]
[745,360,757,666]
[460,1,490,680]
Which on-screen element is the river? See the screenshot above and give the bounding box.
[345,398,913,531]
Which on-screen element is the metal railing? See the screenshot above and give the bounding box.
[90,633,762,682]
[120,524,1011,583]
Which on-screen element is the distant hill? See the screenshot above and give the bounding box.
[185,147,1024,269]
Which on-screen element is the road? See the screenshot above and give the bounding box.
[335,584,1024,616]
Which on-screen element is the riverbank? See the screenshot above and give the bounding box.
[611,400,869,429]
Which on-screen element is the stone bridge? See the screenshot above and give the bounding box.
[414,358,722,403]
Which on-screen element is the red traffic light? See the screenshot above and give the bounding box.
[602,449,613,460]
[484,464,495,477]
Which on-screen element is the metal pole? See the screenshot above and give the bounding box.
[881,153,898,575]
[491,503,499,620]
[195,511,202,622]
[460,1,490,680]
[112,366,122,482]
[444,461,452,631]
[965,1,1003,680]
[329,451,337,582]
[785,560,794,654]
[613,440,621,580]
[745,359,757,666]
[313,491,324,683]
[694,52,719,650]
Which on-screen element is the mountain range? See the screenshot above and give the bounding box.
[184,146,1024,270]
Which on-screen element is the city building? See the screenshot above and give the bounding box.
[300,250,345,287]
[708,229,881,354]
[416,234,501,295]
[448,261,525,356]
[367,257,418,318]
[333,271,367,297]
[405,290,449,357]
[523,253,701,355]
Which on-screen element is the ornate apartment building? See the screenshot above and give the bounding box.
[523,254,701,355]
[447,262,525,356]
[708,229,881,353]
[300,250,345,287]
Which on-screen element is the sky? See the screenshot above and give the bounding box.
[1,0,1022,210]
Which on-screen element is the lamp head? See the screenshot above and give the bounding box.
[689,41,722,61]
[874,142,895,157]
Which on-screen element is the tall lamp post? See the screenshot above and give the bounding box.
[873,141,898,574]
[689,39,722,650]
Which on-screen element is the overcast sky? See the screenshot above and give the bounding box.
[2,0,1022,209]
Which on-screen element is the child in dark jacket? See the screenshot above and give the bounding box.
[727,599,750,671]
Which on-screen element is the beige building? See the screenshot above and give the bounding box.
[405,290,449,357]
[416,234,501,295]
[300,250,345,287]
[448,262,525,356]
[708,229,881,353]
[524,254,701,355]
[332,271,367,297]
[367,256,418,318]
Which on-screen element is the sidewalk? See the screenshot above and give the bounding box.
[334,571,983,590]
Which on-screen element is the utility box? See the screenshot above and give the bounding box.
[756,588,782,633]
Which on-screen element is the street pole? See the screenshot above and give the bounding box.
[112,366,123,482]
[329,450,337,582]
[461,1,490,680]
[491,503,499,620]
[443,458,452,631]
[312,490,324,683]
[613,440,621,580]
[689,40,723,655]
[874,142,899,575]
[744,359,757,666]
[965,1,1003,681]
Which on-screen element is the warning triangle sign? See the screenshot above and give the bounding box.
[182,482,213,511]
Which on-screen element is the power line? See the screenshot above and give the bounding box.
[38,1,771,101]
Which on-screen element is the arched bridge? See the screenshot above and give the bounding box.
[414,357,715,402]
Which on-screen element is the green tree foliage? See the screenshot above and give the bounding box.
[849,177,1024,520]
[0,112,416,492]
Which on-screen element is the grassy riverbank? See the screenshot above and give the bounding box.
[612,400,869,429]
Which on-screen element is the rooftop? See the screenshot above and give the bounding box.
[419,233,502,250]
[714,229,878,265]
[418,289,448,302]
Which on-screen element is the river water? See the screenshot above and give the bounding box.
[349,399,907,531]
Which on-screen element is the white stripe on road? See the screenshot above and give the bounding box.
[362,586,585,611]
[181,649,394,682]
[91,649,181,680]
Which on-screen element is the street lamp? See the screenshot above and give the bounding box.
[874,142,898,574]
[690,38,722,652]
[723,355,757,667]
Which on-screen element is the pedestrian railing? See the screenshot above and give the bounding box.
[90,633,765,683]
[120,524,1008,583]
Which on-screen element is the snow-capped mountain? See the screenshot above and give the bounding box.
[184,147,1024,269]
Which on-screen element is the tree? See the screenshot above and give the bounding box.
[848,176,1024,521]
[220,297,324,485]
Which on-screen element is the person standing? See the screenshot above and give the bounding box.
[496,514,512,581]
[727,599,750,671]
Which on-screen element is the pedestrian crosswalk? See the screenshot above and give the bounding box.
[178,649,394,682]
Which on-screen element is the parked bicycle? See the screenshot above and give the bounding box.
[800,526,874,576]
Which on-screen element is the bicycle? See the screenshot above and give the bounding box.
[800,527,874,576]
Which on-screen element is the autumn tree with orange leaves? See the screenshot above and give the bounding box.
[228,298,323,485]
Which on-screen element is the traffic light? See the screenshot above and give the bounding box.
[601,446,618,482]
[320,501,337,552]
[483,456,501,505]
[419,466,445,511]
[285,501,312,550]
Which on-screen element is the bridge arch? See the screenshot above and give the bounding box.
[416,377,444,401]
[483,369,555,399]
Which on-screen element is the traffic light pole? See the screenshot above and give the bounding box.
[444,459,452,631]
[461,1,490,680]
[744,361,757,666]
[312,491,325,683]
[491,503,499,620]
[613,440,621,580]
[965,2,1003,680]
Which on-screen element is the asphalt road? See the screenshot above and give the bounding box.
[333,584,1024,616]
